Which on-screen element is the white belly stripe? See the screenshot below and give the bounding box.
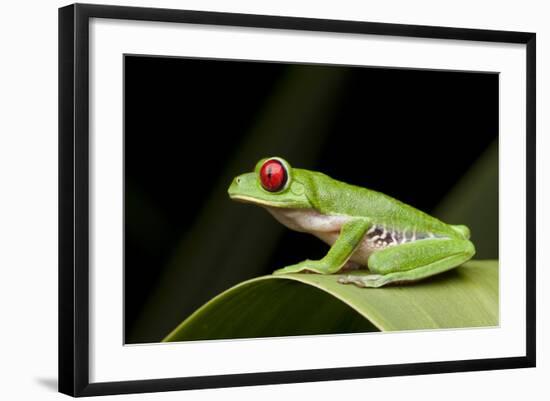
[265,207,445,266]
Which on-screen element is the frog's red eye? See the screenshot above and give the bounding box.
[260,159,287,192]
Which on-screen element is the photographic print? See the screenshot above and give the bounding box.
[123,55,499,344]
[59,4,535,395]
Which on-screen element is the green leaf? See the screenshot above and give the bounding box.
[163,260,498,342]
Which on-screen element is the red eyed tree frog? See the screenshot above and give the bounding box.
[228,157,475,288]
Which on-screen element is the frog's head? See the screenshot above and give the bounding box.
[228,157,311,208]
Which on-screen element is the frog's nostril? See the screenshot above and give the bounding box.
[236,177,241,185]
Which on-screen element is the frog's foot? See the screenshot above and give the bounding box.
[337,274,386,288]
[273,260,331,275]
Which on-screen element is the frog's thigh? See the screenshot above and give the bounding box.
[365,238,475,286]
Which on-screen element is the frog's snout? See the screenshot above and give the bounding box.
[228,172,262,203]
[227,174,244,198]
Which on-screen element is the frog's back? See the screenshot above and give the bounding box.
[296,169,459,238]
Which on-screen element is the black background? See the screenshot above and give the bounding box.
[124,55,498,344]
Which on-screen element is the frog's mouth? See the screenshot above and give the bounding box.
[229,193,283,208]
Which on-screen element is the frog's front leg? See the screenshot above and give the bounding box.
[338,238,475,288]
[273,218,371,275]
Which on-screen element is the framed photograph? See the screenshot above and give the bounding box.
[59,3,536,397]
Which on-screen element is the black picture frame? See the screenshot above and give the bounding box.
[59,3,536,397]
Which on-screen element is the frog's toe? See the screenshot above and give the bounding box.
[273,267,293,275]
[273,265,303,275]
[273,262,314,275]
[338,274,385,288]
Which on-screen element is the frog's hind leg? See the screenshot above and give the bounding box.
[338,238,475,288]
